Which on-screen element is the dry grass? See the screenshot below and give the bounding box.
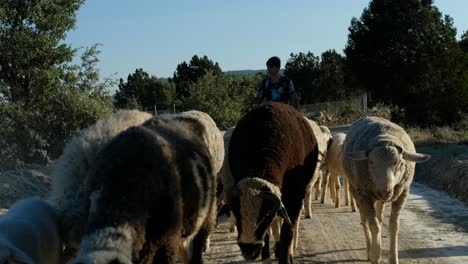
[407,126,468,146]
[307,103,392,127]
[306,104,467,146]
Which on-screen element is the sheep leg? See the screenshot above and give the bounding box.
[389,189,408,264]
[320,170,331,204]
[304,181,313,219]
[358,198,381,264]
[329,175,337,203]
[178,240,190,264]
[350,193,357,212]
[271,216,282,244]
[277,197,302,264]
[261,232,271,264]
[334,175,341,208]
[375,201,385,223]
[357,205,371,259]
[314,172,322,200]
[293,215,300,254]
[190,199,216,264]
[228,212,236,232]
[191,228,208,264]
[344,176,350,206]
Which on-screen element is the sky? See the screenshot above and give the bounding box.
[66,0,468,81]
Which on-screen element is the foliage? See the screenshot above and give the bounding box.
[0,0,113,167]
[345,0,468,126]
[460,31,468,53]
[172,55,223,98]
[114,68,175,111]
[319,50,348,100]
[181,72,260,129]
[284,50,349,104]
[284,52,320,104]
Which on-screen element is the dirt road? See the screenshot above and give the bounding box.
[205,182,468,264]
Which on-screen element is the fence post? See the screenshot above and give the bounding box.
[154,105,158,116]
[173,104,176,114]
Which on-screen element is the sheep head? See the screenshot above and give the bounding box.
[225,178,290,261]
[346,145,430,201]
[70,225,135,264]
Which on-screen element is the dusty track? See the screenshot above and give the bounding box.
[205,182,468,264]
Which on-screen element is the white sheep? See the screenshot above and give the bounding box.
[320,133,356,211]
[0,198,62,264]
[303,119,332,219]
[217,127,237,233]
[158,110,225,176]
[343,116,430,264]
[50,110,153,253]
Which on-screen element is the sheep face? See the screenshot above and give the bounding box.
[70,250,132,264]
[346,145,430,201]
[70,225,135,264]
[227,178,291,261]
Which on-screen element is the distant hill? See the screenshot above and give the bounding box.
[224,69,285,76]
[224,69,265,76]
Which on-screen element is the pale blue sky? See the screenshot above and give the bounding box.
[66,0,468,81]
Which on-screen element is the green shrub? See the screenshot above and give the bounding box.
[0,89,112,168]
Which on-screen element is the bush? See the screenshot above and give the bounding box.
[180,72,260,130]
[0,89,112,168]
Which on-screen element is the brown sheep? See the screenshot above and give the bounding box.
[225,102,319,264]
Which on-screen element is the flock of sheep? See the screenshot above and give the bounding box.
[0,102,431,264]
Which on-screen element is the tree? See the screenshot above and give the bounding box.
[319,50,347,100]
[284,52,320,104]
[0,0,113,166]
[172,55,222,98]
[345,0,468,125]
[460,31,468,53]
[114,68,175,111]
[0,0,83,103]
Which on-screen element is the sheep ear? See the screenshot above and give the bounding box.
[346,150,368,160]
[278,204,293,226]
[255,192,293,226]
[255,192,281,212]
[402,151,431,163]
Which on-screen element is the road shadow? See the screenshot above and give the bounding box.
[400,245,468,259]
[295,248,368,263]
[407,182,468,233]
